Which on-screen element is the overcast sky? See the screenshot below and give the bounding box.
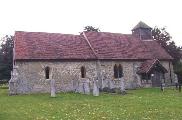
[0,0,181,46]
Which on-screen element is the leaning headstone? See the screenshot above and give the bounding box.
[50,79,56,97]
[119,78,126,95]
[83,79,90,95]
[93,80,99,96]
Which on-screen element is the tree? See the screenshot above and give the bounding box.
[152,27,182,83]
[174,61,182,84]
[152,27,182,63]
[84,26,100,32]
[0,35,14,80]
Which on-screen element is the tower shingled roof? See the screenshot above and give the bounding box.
[132,21,152,30]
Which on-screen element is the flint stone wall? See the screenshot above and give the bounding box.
[14,61,97,93]
[12,60,174,94]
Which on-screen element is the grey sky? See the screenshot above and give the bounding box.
[0,0,181,46]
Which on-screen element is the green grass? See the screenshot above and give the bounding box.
[0,87,182,120]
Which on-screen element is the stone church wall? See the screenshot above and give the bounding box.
[99,61,142,89]
[15,61,97,93]
[11,60,174,94]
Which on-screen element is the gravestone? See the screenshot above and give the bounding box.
[93,80,99,96]
[108,80,114,89]
[50,79,56,97]
[76,78,90,94]
[76,80,84,93]
[119,78,126,95]
[102,79,111,89]
[83,79,90,94]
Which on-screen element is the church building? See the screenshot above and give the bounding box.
[9,22,174,94]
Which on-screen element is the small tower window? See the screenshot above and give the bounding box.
[81,66,86,78]
[45,66,50,79]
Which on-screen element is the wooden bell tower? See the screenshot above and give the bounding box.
[132,21,152,40]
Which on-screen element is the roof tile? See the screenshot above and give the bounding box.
[14,31,173,60]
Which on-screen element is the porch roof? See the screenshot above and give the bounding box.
[138,59,168,74]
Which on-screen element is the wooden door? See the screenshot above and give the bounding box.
[152,71,161,87]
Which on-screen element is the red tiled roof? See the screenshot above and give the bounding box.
[138,59,168,73]
[84,32,172,60]
[142,40,173,60]
[14,31,173,60]
[14,31,96,60]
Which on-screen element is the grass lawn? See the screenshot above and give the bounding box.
[0,86,182,120]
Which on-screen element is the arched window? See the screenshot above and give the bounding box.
[118,64,123,78]
[81,66,86,78]
[114,64,118,78]
[114,64,123,78]
[45,66,50,79]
